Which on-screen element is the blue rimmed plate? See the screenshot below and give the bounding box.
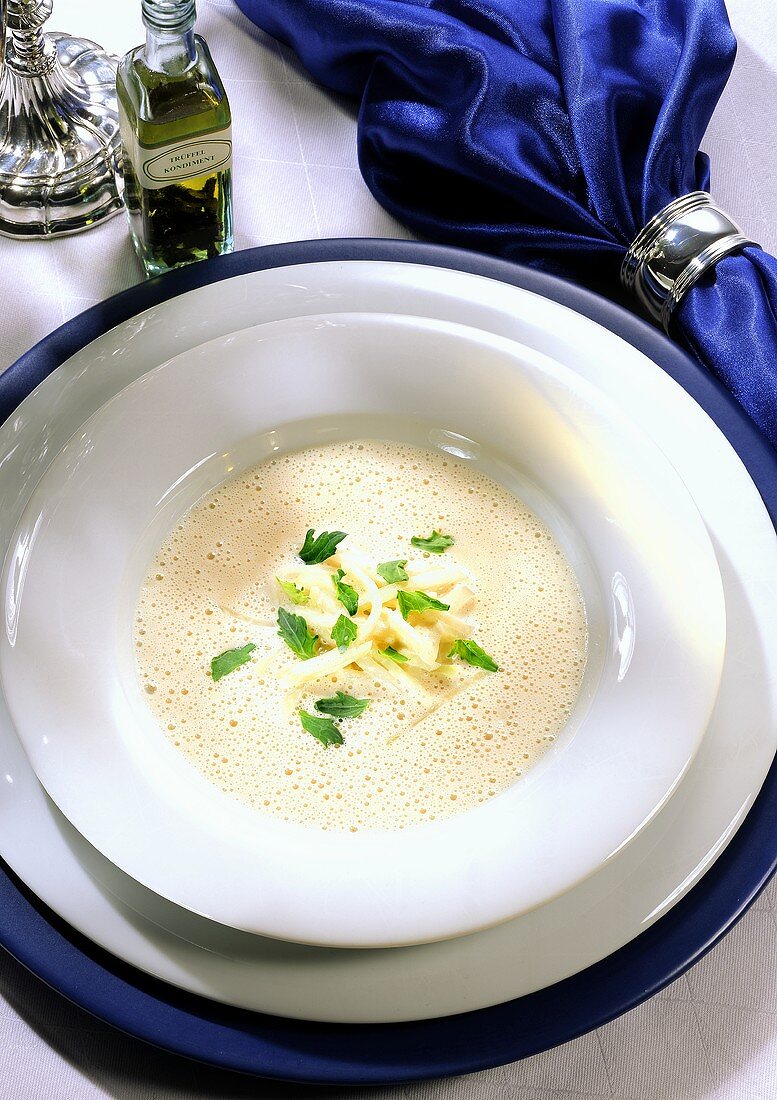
[1,240,776,1083]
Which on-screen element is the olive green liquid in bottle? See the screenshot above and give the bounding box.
[117,0,233,276]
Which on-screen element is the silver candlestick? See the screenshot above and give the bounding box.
[0,0,123,236]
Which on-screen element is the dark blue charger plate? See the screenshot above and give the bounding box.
[2,239,777,1085]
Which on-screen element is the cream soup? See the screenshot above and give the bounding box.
[134,439,587,830]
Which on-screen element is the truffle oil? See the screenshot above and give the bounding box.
[117,0,233,276]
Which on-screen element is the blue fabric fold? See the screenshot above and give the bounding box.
[235,0,777,446]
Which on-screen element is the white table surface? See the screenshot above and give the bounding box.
[1,1,776,1096]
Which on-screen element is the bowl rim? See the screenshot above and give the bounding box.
[0,306,725,947]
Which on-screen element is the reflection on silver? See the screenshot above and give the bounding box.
[0,0,123,237]
[611,572,635,682]
[621,192,756,333]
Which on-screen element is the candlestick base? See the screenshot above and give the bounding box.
[0,30,123,238]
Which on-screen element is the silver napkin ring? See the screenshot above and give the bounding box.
[621,191,757,333]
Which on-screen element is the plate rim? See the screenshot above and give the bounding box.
[1,237,776,1085]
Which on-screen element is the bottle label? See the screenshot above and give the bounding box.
[122,122,232,190]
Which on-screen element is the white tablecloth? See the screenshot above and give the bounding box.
[1,2,776,1096]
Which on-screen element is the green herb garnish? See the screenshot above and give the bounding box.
[299,528,347,565]
[448,639,499,672]
[381,646,409,664]
[210,643,256,682]
[396,589,450,620]
[276,577,310,605]
[377,559,408,583]
[299,710,344,748]
[331,568,359,615]
[410,530,454,554]
[277,607,318,660]
[315,691,370,718]
[331,614,358,651]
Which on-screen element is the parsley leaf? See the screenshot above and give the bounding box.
[396,589,450,620]
[276,577,310,605]
[299,710,344,748]
[331,568,359,615]
[410,530,454,554]
[315,691,370,718]
[381,646,409,664]
[298,528,347,564]
[210,643,256,682]
[331,614,358,651]
[277,607,318,660]
[448,639,499,672]
[377,559,408,583]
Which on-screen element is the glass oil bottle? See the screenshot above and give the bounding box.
[116,0,233,276]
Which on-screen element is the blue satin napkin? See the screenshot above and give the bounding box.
[235,0,777,447]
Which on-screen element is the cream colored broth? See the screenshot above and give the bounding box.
[134,440,587,830]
